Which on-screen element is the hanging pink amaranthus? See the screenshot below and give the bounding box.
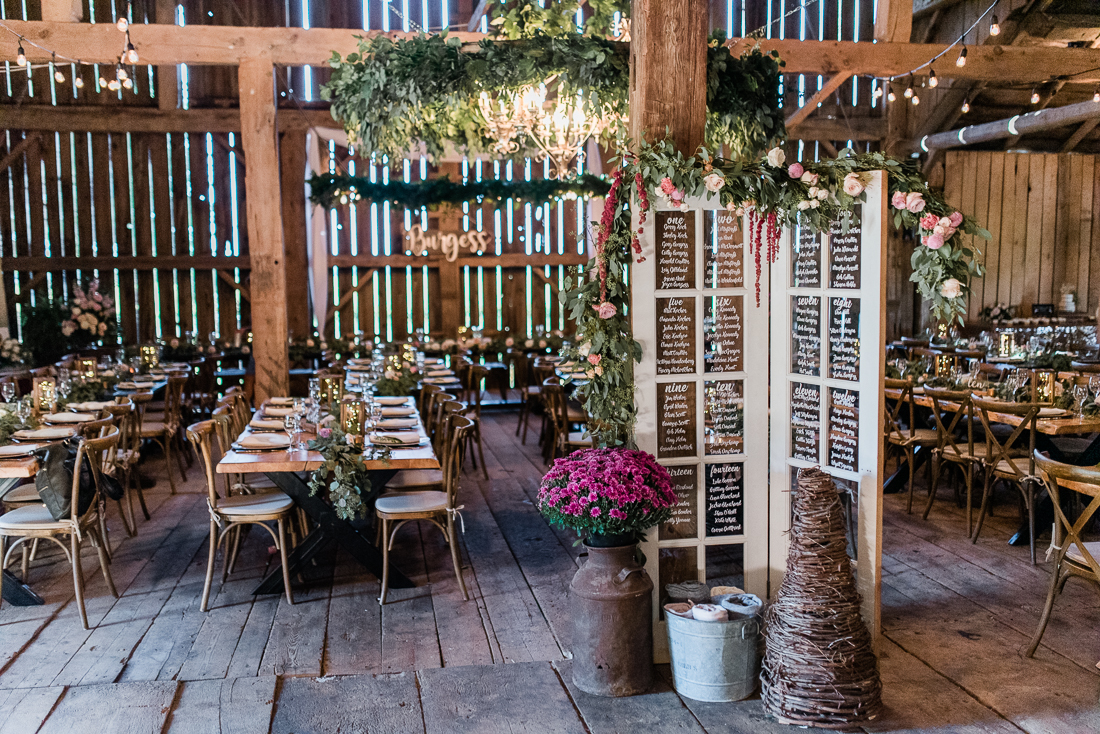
[745,206,782,306]
[594,167,625,304]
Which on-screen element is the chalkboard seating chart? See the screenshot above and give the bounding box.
[657,297,696,375]
[706,462,744,536]
[704,295,744,373]
[704,212,744,289]
[829,207,862,289]
[791,382,821,462]
[657,382,697,459]
[828,297,861,381]
[659,464,699,541]
[828,388,859,473]
[656,211,695,290]
[792,223,822,288]
[791,295,821,376]
[704,379,744,455]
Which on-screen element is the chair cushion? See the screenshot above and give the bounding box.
[1,482,41,504]
[386,469,444,489]
[0,503,67,532]
[941,444,991,461]
[140,421,169,437]
[989,459,1032,477]
[887,428,938,446]
[375,491,448,515]
[1066,540,1100,567]
[214,491,293,516]
[567,431,593,446]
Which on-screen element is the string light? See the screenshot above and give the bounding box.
[117,65,129,81]
[98,74,109,88]
[887,88,897,103]
[0,18,138,95]
[125,32,139,64]
[116,16,129,32]
[51,53,64,83]
[1093,86,1100,103]
[873,86,883,99]
[928,68,938,88]
[961,96,970,113]
[956,46,968,67]
[911,93,920,106]
[73,68,84,89]
[989,15,1000,36]
[16,39,26,67]
[122,77,133,89]
[903,77,914,98]
[1030,87,1041,104]
[107,78,121,91]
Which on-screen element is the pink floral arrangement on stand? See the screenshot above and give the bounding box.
[538,448,677,542]
[61,279,116,347]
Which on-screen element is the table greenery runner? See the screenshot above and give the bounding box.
[563,140,989,446]
[307,427,375,520]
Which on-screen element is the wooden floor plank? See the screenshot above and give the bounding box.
[164,676,277,734]
[256,543,335,678]
[322,560,384,676]
[0,687,64,734]
[36,681,178,734]
[418,661,585,734]
[270,673,424,734]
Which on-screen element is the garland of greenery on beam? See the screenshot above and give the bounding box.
[308,172,611,210]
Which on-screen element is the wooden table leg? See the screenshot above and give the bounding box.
[251,469,413,595]
[2,569,44,606]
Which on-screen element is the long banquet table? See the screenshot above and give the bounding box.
[216,399,439,595]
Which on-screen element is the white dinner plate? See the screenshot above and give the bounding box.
[69,401,112,412]
[381,406,416,417]
[235,433,291,450]
[377,418,418,429]
[375,397,411,406]
[0,443,40,458]
[1038,407,1069,418]
[43,412,97,424]
[12,427,77,441]
[368,432,422,446]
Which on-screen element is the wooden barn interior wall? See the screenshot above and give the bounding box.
[2,0,895,343]
[944,150,1100,320]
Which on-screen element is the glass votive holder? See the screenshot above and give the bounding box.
[319,375,343,407]
[1034,369,1056,403]
[340,400,366,447]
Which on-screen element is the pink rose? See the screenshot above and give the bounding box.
[905,192,926,213]
[891,191,908,209]
[940,278,962,299]
[919,213,939,231]
[318,427,332,438]
[659,177,676,196]
[925,233,945,250]
[787,162,805,179]
[703,172,725,193]
[670,189,683,202]
[587,354,601,366]
[725,201,738,212]
[800,171,819,187]
[842,172,865,196]
[948,211,964,228]
[594,302,617,319]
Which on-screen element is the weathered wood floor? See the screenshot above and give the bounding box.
[0,411,1097,733]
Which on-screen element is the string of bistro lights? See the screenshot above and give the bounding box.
[0,10,139,92]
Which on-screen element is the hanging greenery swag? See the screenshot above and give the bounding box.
[321,32,783,166]
[563,139,989,447]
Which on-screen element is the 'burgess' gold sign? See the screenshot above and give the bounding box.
[405,225,493,262]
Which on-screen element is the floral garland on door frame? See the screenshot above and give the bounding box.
[561,138,990,447]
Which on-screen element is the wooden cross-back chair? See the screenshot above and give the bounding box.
[101,398,143,534]
[541,378,593,463]
[0,430,120,629]
[376,415,476,605]
[508,349,541,444]
[187,419,296,611]
[1026,450,1100,657]
[923,387,985,525]
[419,384,443,423]
[972,395,1043,563]
[883,378,939,513]
[140,376,189,493]
[462,364,490,479]
[431,400,466,455]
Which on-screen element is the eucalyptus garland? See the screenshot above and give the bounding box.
[563,139,989,447]
[321,32,783,165]
[309,171,609,210]
[307,428,375,520]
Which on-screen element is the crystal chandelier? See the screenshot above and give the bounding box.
[477,84,609,179]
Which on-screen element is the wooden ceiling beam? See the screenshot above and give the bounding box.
[0,104,337,132]
[1061,117,1099,152]
[918,97,1100,151]
[785,73,853,129]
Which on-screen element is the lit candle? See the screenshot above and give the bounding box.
[340,400,366,447]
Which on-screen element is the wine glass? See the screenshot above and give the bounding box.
[1073,384,1089,415]
[16,397,32,426]
[2,382,15,404]
[283,412,301,454]
[1090,374,1100,399]
[57,378,72,402]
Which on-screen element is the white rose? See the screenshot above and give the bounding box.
[940,278,962,299]
[797,200,811,210]
[938,216,952,228]
[800,171,819,186]
[809,199,820,209]
[766,147,786,167]
[807,186,818,198]
[578,342,591,357]
[703,172,725,193]
[816,188,829,201]
[933,225,946,236]
[842,172,866,196]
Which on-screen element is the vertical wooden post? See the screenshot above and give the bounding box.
[281,131,311,338]
[628,0,708,155]
[154,0,179,111]
[239,56,290,402]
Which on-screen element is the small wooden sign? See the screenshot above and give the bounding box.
[791,381,821,462]
[791,295,821,377]
[792,223,822,288]
[828,296,861,381]
[704,379,744,456]
[657,381,697,459]
[659,464,699,541]
[705,462,744,537]
[656,211,695,290]
[704,295,743,373]
[828,207,862,289]
[656,297,696,375]
[828,387,860,473]
[405,224,493,262]
[704,212,743,288]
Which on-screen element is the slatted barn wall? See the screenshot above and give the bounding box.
[1,0,886,344]
[945,150,1100,319]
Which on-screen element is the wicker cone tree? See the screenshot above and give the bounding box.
[761,467,882,729]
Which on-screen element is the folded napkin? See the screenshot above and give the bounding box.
[369,432,420,446]
[377,418,418,429]
[381,407,415,417]
[249,418,285,431]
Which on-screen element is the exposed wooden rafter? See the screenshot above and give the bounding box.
[0,104,336,133]
[1061,118,1099,153]
[918,97,1100,151]
[785,73,853,130]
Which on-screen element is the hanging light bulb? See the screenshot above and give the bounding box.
[1094,86,1100,103]
[961,96,971,113]
[903,78,914,98]
[928,68,938,88]
[956,46,968,67]
[51,53,64,83]
[122,77,133,89]
[873,86,883,99]
[125,33,139,64]
[73,70,84,89]
[116,16,129,32]
[887,88,897,103]
[98,74,109,88]
[1030,87,1041,104]
[16,40,26,67]
[107,78,121,91]
[911,93,921,106]
[989,15,1000,36]
[117,64,129,81]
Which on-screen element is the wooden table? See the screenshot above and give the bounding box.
[885,388,1100,436]
[217,398,439,595]
[0,456,45,606]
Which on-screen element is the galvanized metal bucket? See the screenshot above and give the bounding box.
[666,612,761,702]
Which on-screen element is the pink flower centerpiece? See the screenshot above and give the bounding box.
[538,448,677,546]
